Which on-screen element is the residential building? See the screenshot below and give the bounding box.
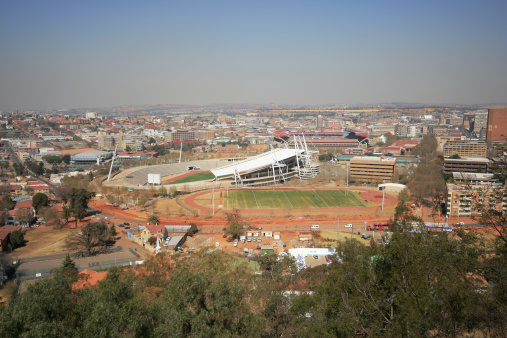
[446,183,506,218]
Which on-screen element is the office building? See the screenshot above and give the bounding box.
[487,108,507,142]
[443,140,487,158]
[349,156,396,183]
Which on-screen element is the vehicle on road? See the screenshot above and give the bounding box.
[455,222,465,226]
[345,224,352,228]
[311,225,320,229]
[256,227,262,230]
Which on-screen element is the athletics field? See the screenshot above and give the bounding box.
[223,189,375,210]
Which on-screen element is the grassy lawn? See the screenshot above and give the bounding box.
[226,189,375,210]
[166,172,215,185]
[13,228,81,258]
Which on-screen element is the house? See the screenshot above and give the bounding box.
[0,225,21,250]
[6,200,35,227]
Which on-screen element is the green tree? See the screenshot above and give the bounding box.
[148,137,156,144]
[32,192,49,213]
[224,209,245,239]
[187,223,199,237]
[9,230,24,249]
[61,154,71,164]
[52,254,79,284]
[65,221,109,256]
[69,188,94,225]
[2,195,16,210]
[147,214,160,225]
[110,224,117,239]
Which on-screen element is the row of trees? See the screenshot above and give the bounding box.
[1,223,506,336]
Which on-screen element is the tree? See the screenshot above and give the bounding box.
[110,224,117,239]
[224,209,245,239]
[52,254,78,284]
[65,221,110,256]
[32,192,49,213]
[69,188,94,224]
[2,195,16,210]
[62,205,71,223]
[61,154,71,164]
[55,185,71,204]
[9,230,24,249]
[148,137,156,144]
[187,223,198,237]
[147,215,160,225]
[148,236,157,244]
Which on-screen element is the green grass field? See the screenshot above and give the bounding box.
[225,189,375,210]
[166,172,215,185]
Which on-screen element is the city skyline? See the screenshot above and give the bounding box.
[1,0,506,111]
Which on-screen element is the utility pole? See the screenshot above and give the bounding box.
[381,180,386,212]
[212,180,215,215]
[337,215,340,242]
[346,162,349,197]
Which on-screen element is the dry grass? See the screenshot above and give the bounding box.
[320,230,370,246]
[14,228,81,258]
[0,282,17,307]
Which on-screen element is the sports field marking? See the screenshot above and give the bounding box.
[282,190,295,208]
[312,189,330,208]
[251,190,260,209]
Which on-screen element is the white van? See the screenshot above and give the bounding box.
[344,224,353,228]
[311,225,320,229]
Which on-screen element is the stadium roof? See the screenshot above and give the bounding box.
[211,148,305,177]
[71,150,113,160]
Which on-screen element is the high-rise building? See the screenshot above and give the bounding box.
[316,115,323,129]
[487,108,507,142]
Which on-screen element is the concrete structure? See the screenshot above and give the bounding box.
[349,156,396,183]
[487,108,507,142]
[71,150,113,164]
[452,172,497,185]
[443,140,487,158]
[443,158,489,174]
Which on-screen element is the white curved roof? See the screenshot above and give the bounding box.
[211,148,305,177]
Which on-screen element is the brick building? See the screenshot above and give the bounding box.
[487,107,507,142]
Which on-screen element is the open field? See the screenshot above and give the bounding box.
[13,228,81,258]
[224,189,375,210]
[165,172,215,185]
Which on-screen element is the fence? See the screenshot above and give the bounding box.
[16,247,124,264]
[16,257,135,282]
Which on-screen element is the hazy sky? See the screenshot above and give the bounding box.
[1,1,506,111]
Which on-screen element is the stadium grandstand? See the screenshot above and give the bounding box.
[103,138,319,190]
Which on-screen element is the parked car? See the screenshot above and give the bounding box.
[104,217,109,220]
[344,224,352,228]
[256,227,262,230]
[233,242,238,247]
[247,237,252,242]
[252,238,257,242]
[455,222,465,226]
[124,222,130,226]
[258,238,262,243]
[118,224,124,227]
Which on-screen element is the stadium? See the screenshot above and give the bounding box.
[104,138,320,191]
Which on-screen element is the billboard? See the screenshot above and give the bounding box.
[147,173,161,185]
